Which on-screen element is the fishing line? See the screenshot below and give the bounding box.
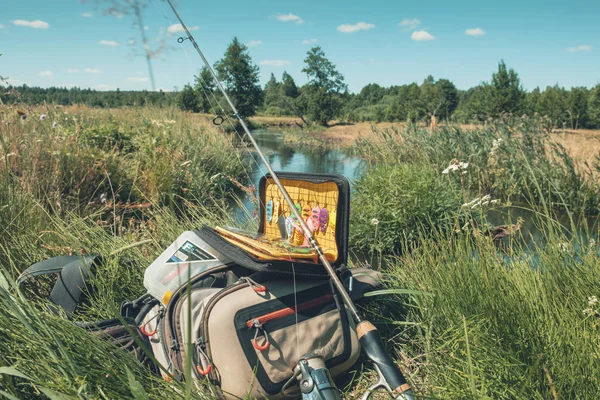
[150,0,269,199]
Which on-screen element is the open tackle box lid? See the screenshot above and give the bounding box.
[195,172,351,277]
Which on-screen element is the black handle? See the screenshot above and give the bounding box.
[357,321,412,396]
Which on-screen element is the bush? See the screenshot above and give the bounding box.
[350,162,472,255]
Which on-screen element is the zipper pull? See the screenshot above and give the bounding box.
[239,277,266,293]
[251,320,270,351]
[194,338,213,377]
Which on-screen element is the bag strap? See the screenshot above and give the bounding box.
[16,255,100,319]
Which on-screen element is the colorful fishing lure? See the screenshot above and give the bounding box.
[272,199,280,225]
[302,203,311,220]
[285,216,294,239]
[319,207,329,233]
[310,205,321,232]
[266,199,273,223]
[291,226,304,246]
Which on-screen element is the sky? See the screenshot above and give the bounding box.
[1,0,599,93]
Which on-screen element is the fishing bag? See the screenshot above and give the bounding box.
[138,173,379,398]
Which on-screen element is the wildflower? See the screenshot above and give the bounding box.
[442,159,469,175]
[589,296,598,306]
[52,121,58,128]
[100,193,106,204]
[583,307,598,317]
[40,114,47,121]
[371,218,379,226]
[490,138,503,156]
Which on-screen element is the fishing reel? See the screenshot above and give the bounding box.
[282,354,342,400]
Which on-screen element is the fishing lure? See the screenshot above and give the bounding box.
[311,205,321,232]
[319,207,329,233]
[285,216,294,239]
[272,199,280,225]
[291,226,304,246]
[266,199,273,223]
[302,203,311,220]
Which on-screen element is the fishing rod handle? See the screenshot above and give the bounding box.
[357,321,414,399]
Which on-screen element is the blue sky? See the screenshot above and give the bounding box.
[1,0,598,93]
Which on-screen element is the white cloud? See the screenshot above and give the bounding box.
[96,84,114,90]
[81,12,93,18]
[39,70,53,77]
[465,28,485,37]
[144,26,149,31]
[411,30,436,41]
[99,40,119,47]
[127,77,149,83]
[0,24,4,29]
[67,68,79,73]
[567,45,592,52]
[398,19,420,30]
[337,22,375,33]
[247,40,262,47]
[167,23,199,35]
[302,38,318,45]
[260,60,291,67]
[84,68,103,74]
[12,20,50,29]
[276,13,304,24]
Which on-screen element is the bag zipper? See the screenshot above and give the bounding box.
[245,294,333,328]
[161,263,233,376]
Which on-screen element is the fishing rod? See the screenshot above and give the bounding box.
[164,1,414,398]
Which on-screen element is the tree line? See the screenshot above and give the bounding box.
[3,38,600,129]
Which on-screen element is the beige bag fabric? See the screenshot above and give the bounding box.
[140,267,381,399]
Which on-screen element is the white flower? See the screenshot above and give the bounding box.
[442,159,470,175]
[589,296,598,306]
[40,114,47,121]
[100,193,106,204]
[371,218,379,226]
[52,121,58,128]
[558,242,569,253]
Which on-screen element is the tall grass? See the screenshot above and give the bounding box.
[377,222,600,398]
[352,119,600,216]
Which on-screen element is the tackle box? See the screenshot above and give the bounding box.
[196,172,351,277]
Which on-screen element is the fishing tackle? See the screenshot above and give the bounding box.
[164,2,415,398]
[311,205,321,232]
[319,207,329,234]
[266,199,273,223]
[273,199,281,225]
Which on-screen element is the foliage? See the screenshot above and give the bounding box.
[383,224,600,399]
[352,121,600,216]
[176,84,200,113]
[588,83,600,129]
[214,37,262,118]
[350,162,473,255]
[490,60,525,116]
[194,66,217,113]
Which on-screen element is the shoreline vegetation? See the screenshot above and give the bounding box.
[1,104,600,398]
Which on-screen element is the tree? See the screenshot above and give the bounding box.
[214,37,262,118]
[566,87,589,129]
[588,84,600,129]
[301,46,347,125]
[263,73,280,109]
[490,60,525,115]
[281,71,299,98]
[302,47,347,94]
[194,66,216,113]
[538,85,568,128]
[177,84,200,112]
